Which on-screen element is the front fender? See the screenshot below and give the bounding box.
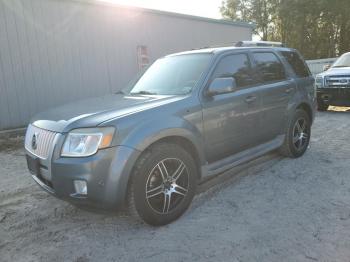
[120,116,206,165]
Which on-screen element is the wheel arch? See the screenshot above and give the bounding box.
[296,102,313,122]
[120,117,206,169]
[148,136,202,178]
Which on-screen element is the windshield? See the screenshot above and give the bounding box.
[332,53,350,68]
[128,54,212,95]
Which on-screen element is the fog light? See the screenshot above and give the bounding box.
[74,180,87,195]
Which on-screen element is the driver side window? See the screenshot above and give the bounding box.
[212,54,255,88]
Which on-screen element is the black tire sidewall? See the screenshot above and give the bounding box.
[317,100,329,111]
[131,144,197,226]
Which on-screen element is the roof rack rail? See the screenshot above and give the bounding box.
[235,41,285,47]
[191,43,233,50]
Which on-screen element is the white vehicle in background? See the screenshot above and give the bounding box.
[315,52,350,111]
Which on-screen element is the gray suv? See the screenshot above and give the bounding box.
[25,43,316,225]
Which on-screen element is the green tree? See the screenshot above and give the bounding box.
[221,0,350,59]
[220,0,277,40]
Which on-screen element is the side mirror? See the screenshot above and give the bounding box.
[207,77,237,96]
[323,64,331,71]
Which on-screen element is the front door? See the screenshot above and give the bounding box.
[201,53,262,163]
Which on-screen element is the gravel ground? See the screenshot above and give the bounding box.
[1,107,350,262]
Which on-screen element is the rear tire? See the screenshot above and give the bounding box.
[279,109,311,158]
[128,143,197,226]
[317,100,329,111]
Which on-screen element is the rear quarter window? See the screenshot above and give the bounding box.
[281,51,310,78]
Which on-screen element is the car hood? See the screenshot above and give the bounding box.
[31,94,183,133]
[317,67,350,77]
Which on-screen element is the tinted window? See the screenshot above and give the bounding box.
[212,54,255,88]
[253,52,286,83]
[281,51,310,78]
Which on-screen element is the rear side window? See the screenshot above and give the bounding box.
[281,51,310,78]
[212,54,255,88]
[253,52,286,83]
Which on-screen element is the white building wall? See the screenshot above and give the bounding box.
[0,0,253,130]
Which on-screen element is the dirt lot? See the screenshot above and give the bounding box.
[1,107,350,262]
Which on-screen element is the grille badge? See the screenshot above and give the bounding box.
[32,132,38,150]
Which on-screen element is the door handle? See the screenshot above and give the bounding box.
[245,95,257,104]
[285,87,294,94]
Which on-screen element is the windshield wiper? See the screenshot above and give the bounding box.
[332,65,349,68]
[131,91,158,95]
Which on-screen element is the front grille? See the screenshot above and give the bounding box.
[325,75,350,87]
[25,124,57,159]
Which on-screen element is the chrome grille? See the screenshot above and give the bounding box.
[25,125,57,159]
[325,75,350,87]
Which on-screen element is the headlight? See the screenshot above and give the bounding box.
[61,127,115,157]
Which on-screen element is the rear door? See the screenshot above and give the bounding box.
[280,50,314,100]
[201,52,262,163]
[251,51,296,142]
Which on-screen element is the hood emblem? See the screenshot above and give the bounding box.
[32,133,39,150]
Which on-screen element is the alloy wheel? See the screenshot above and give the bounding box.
[292,117,309,151]
[145,158,189,214]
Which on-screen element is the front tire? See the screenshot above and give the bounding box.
[128,143,197,226]
[279,109,311,158]
[317,100,329,111]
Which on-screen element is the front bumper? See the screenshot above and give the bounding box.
[26,145,141,210]
[317,87,350,106]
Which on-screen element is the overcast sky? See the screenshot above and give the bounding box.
[100,0,223,19]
